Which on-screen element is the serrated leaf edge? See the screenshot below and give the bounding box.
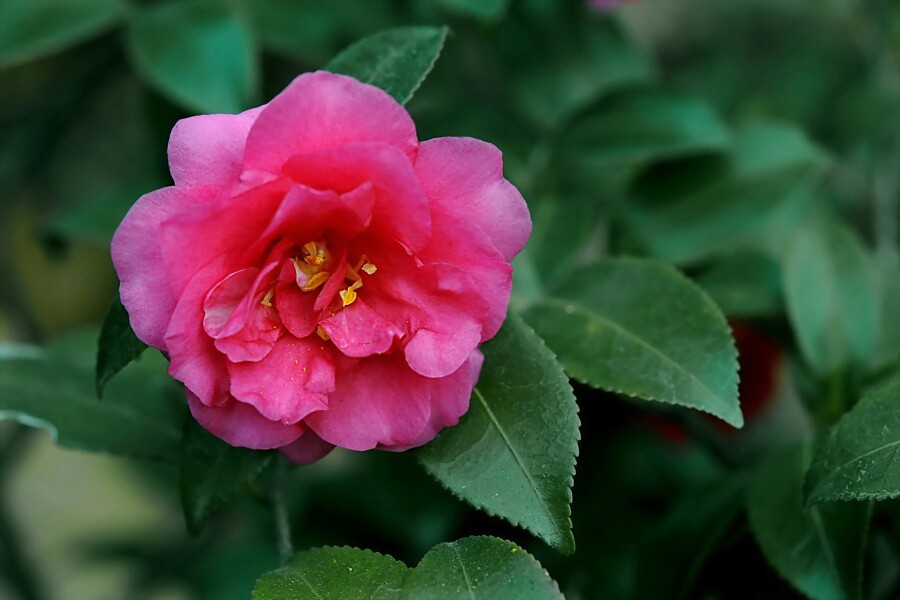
[419,316,581,555]
[325,25,449,105]
[528,257,743,428]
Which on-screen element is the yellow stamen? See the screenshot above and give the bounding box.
[302,241,325,266]
[316,326,330,341]
[301,271,330,292]
[260,287,275,307]
[339,279,363,307]
[339,287,357,306]
[361,262,377,275]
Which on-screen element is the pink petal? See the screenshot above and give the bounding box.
[420,210,514,340]
[319,299,401,358]
[168,106,264,186]
[306,352,477,451]
[314,252,348,312]
[415,137,531,261]
[397,349,484,451]
[228,335,334,424]
[111,185,218,350]
[188,392,303,450]
[210,261,283,363]
[283,143,431,252]
[243,71,418,175]
[240,183,375,265]
[279,430,335,465]
[203,268,259,337]
[160,177,291,298]
[359,244,488,378]
[275,262,319,339]
[164,258,232,407]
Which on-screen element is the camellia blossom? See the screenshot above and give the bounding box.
[112,71,531,463]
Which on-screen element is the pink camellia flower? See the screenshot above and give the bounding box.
[112,72,531,463]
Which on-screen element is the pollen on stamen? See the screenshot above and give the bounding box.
[301,271,330,292]
[339,288,357,306]
[260,288,275,307]
[316,326,330,341]
[361,262,377,275]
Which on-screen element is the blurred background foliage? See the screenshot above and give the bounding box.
[1,0,900,598]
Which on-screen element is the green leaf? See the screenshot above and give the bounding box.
[523,258,742,427]
[96,295,147,397]
[252,537,562,600]
[417,313,580,554]
[749,444,870,600]
[325,26,448,105]
[243,0,392,63]
[180,420,273,535]
[127,1,258,113]
[634,474,747,600]
[805,378,900,505]
[694,252,783,318]
[0,345,185,462]
[511,16,653,130]
[0,0,124,68]
[43,74,164,244]
[782,214,879,374]
[403,536,562,599]
[436,0,508,21]
[623,123,827,266]
[253,546,408,600]
[561,89,730,169]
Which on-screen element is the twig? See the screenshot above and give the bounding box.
[269,457,294,566]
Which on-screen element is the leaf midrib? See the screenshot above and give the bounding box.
[537,297,731,415]
[473,388,559,535]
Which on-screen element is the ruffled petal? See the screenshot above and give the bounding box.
[415,137,531,261]
[111,185,218,349]
[164,258,233,407]
[306,351,479,451]
[228,335,334,424]
[283,143,431,252]
[188,392,303,450]
[358,242,488,378]
[240,182,375,264]
[168,107,264,186]
[319,299,401,358]
[275,261,320,339]
[160,177,291,298]
[395,349,483,451]
[243,71,418,175]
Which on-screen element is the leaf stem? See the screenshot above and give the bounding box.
[269,457,293,565]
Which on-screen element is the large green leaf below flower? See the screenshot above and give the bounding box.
[417,313,580,555]
[252,536,562,599]
[523,257,743,427]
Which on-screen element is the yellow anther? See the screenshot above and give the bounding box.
[302,241,325,266]
[260,287,275,307]
[316,326,330,341]
[361,262,377,275]
[339,287,357,307]
[301,271,330,292]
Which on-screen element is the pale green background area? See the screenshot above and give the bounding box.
[6,429,188,600]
